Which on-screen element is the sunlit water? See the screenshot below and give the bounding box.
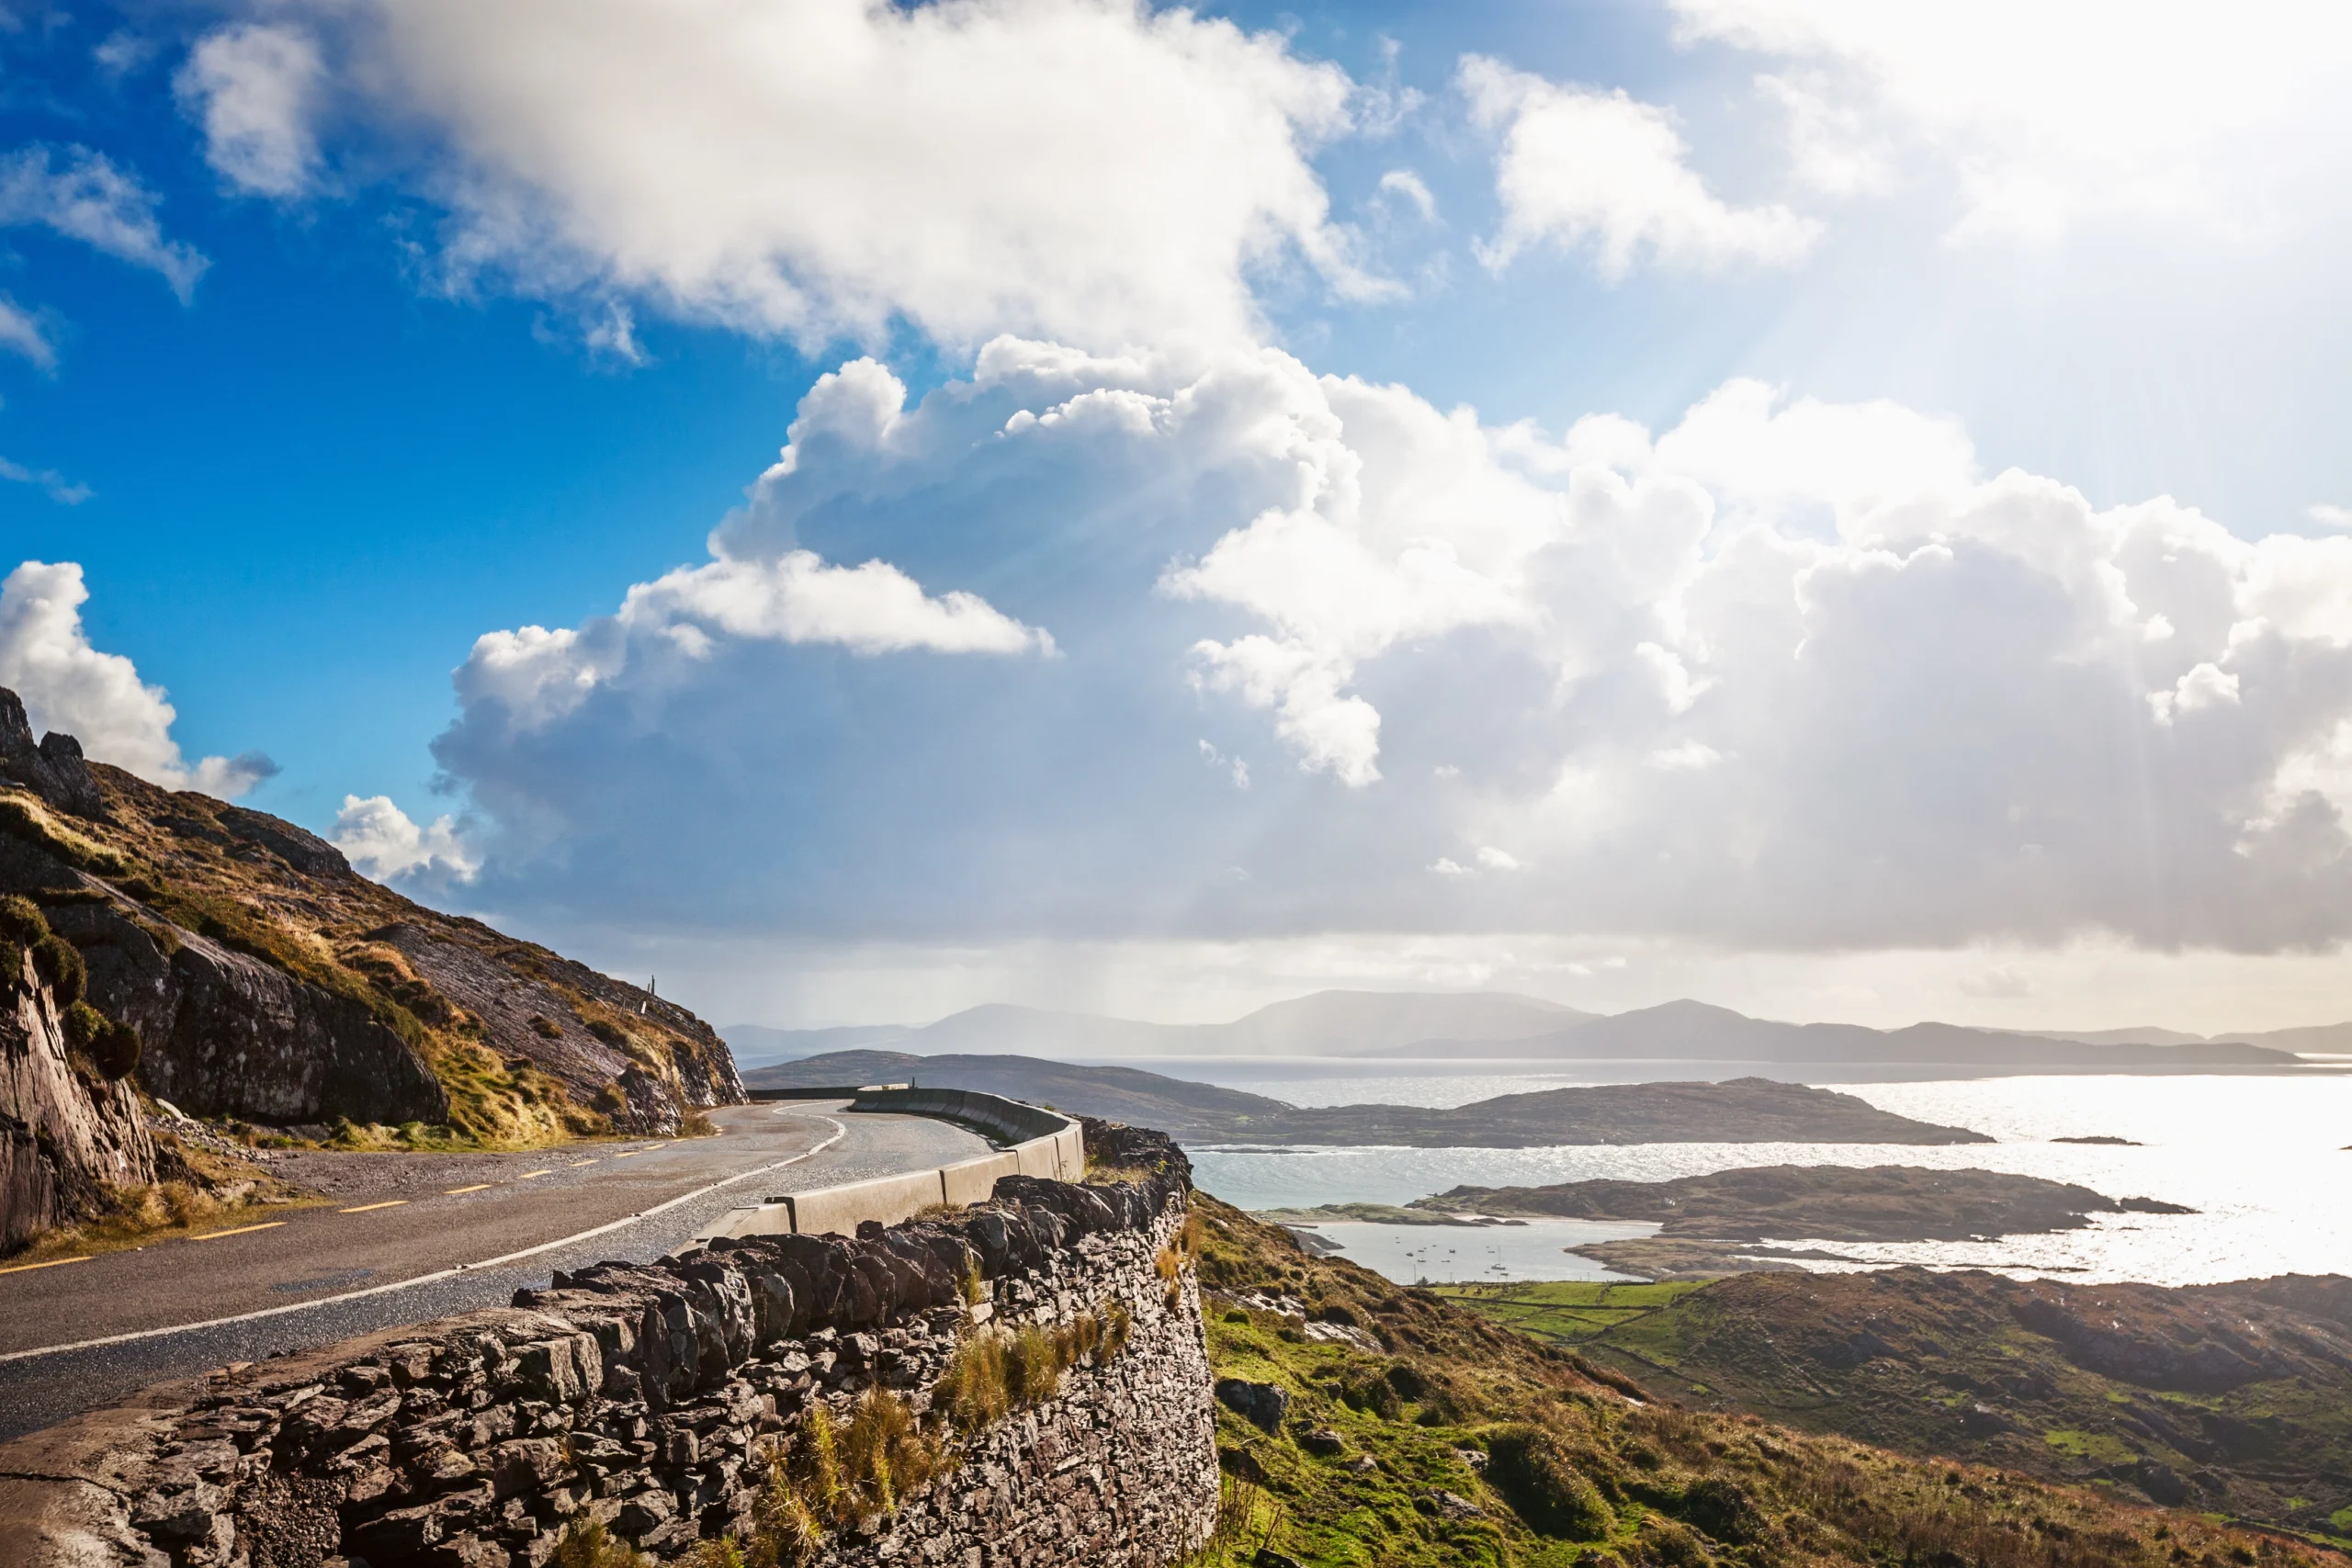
[1178,1071,2352,1287]
[1284,1219,1660,1285]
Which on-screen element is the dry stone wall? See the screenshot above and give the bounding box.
[0,1122,1216,1568]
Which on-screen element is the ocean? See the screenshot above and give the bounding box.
[1151,1066,2352,1288]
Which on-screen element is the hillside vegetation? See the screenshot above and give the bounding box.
[0,688,740,1149]
[1440,1269,2352,1544]
[1182,1195,2342,1568]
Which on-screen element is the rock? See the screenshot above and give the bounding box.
[1,942,159,1251]
[0,694,107,818]
[2136,1461,2189,1506]
[131,1478,224,1542]
[1215,1378,1290,1434]
[1298,1427,1347,1457]
[1253,1552,1305,1568]
[1960,1402,2014,1437]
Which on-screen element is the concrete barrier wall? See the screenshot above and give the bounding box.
[783,1168,944,1237]
[695,1087,1082,1245]
[939,1150,1019,1207]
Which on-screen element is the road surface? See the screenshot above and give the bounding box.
[0,1102,988,1441]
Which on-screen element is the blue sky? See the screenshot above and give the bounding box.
[6,1,2352,1031]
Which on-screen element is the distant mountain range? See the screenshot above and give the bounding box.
[723,989,2315,1072]
[722,989,1586,1066]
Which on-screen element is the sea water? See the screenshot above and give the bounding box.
[1168,1069,2352,1287]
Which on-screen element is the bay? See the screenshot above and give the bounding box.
[1170,1069,2352,1287]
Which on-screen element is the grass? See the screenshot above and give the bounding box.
[1432,1280,1707,1347]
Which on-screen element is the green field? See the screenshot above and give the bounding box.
[1427,1280,1706,1346]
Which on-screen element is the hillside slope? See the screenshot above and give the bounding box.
[0,688,741,1143]
[1549,1268,2352,1540]
[1183,1193,2345,1565]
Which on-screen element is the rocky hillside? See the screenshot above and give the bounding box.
[0,687,741,1145]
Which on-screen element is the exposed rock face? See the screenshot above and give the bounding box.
[0,1122,1215,1567]
[1,947,157,1251]
[0,684,741,1138]
[0,691,106,819]
[379,924,740,1135]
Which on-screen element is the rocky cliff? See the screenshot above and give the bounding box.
[0,686,742,1146]
[0,938,158,1251]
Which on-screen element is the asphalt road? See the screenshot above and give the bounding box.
[0,1102,989,1441]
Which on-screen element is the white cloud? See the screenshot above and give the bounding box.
[0,146,208,301]
[0,456,89,505]
[423,341,2352,955]
[0,299,54,368]
[1430,857,1471,876]
[1476,846,1521,871]
[1669,0,2352,240]
[1377,169,1438,222]
[0,561,275,796]
[460,553,1052,732]
[2309,505,2352,533]
[251,0,1382,352]
[332,795,480,885]
[176,23,327,197]
[1459,55,1819,280]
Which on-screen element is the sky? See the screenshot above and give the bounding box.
[6,0,2352,1033]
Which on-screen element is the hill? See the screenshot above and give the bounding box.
[0,688,740,1145]
[1460,1267,2352,1540]
[748,1053,1990,1145]
[743,1049,1290,1137]
[1396,998,2301,1071]
[1182,1192,2346,1564]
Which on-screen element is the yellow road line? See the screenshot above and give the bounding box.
[568,1158,598,1168]
[517,1169,554,1179]
[444,1184,492,1195]
[340,1201,408,1214]
[0,1255,92,1277]
[190,1223,287,1243]
[610,1150,638,1158]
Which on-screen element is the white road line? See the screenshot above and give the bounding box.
[0,1116,847,1365]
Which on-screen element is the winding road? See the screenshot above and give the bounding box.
[0,1102,989,1442]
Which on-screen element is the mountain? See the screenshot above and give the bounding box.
[721,1021,913,1066]
[1378,998,2301,1069]
[0,688,741,1142]
[745,1051,1988,1145]
[728,987,1589,1063]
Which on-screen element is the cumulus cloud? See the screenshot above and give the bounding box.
[176,23,327,197]
[0,146,208,301]
[423,340,2352,953]
[0,561,276,796]
[1459,55,1819,279]
[332,795,480,886]
[210,0,1383,351]
[1669,0,2352,239]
